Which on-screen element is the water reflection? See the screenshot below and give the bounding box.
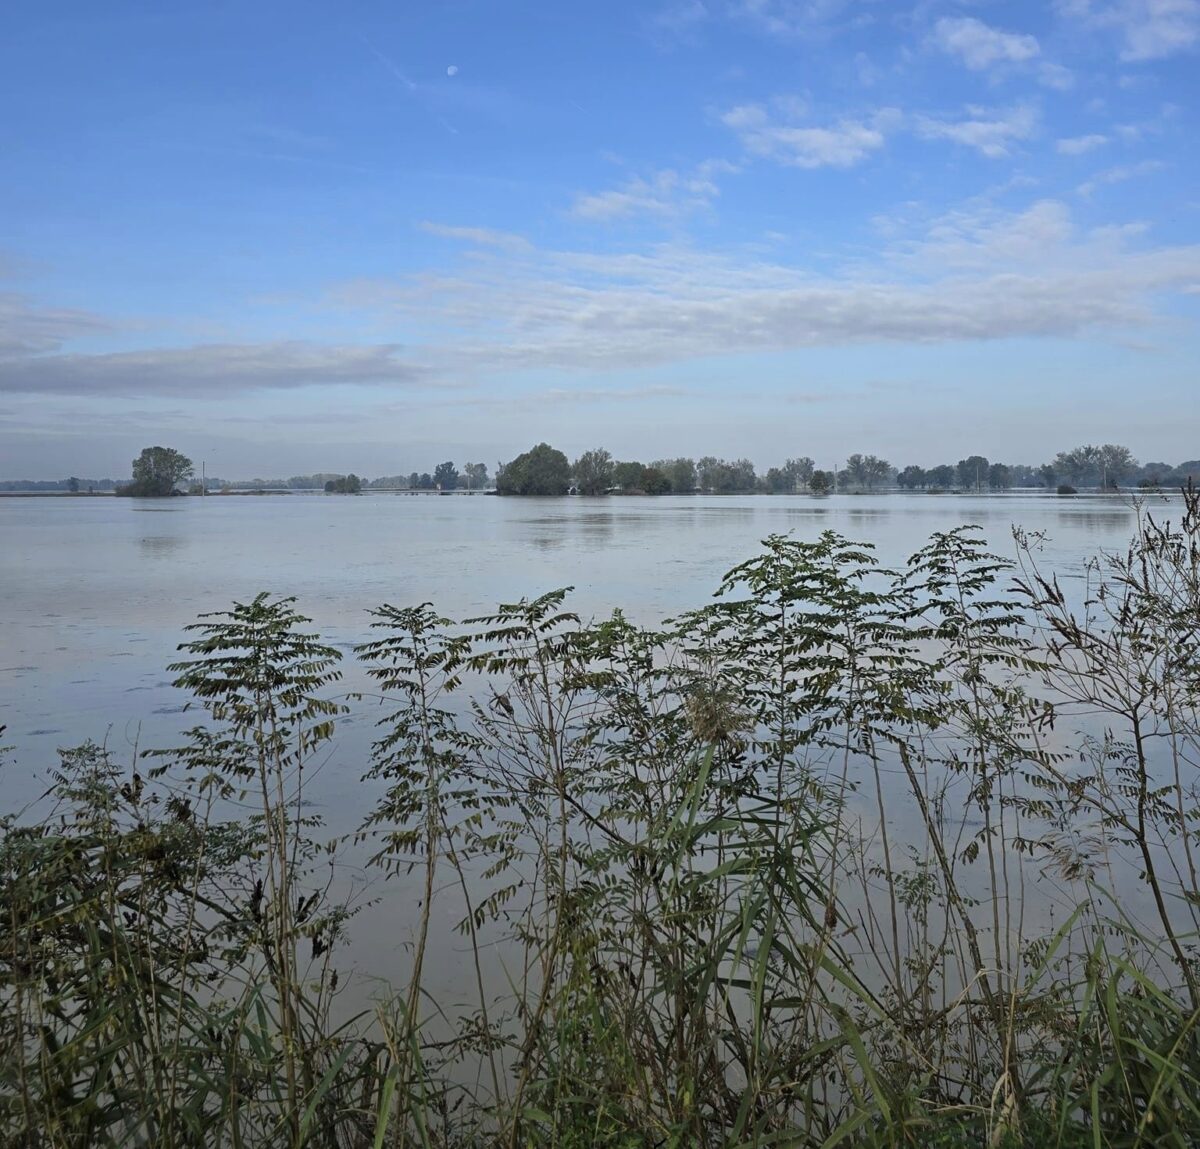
[139,535,187,558]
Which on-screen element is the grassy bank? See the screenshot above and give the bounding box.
[3,490,1200,1147]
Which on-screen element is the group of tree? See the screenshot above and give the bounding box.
[34,442,1200,499]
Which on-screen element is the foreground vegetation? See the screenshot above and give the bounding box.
[4,489,1200,1146]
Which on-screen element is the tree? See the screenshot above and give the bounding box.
[120,446,194,496]
[612,461,647,491]
[462,462,489,490]
[957,455,989,492]
[928,464,956,490]
[783,457,815,489]
[1054,445,1099,487]
[433,462,459,491]
[641,467,671,495]
[763,467,791,493]
[1038,463,1057,489]
[697,456,756,493]
[809,470,832,494]
[66,476,80,493]
[1097,444,1136,488]
[863,456,892,489]
[573,448,614,496]
[653,457,697,494]
[323,474,362,494]
[496,443,571,496]
[987,463,1011,490]
[896,465,926,490]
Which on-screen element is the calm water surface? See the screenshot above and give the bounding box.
[1,489,1161,815]
[1,489,1174,999]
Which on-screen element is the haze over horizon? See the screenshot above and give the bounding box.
[2,0,1198,479]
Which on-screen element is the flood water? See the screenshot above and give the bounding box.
[1,489,1174,1001]
[0,489,1165,812]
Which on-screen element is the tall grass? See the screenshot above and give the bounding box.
[3,488,1200,1146]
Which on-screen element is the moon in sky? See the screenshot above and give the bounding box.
[447,64,458,76]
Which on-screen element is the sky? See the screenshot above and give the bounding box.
[2,0,1198,479]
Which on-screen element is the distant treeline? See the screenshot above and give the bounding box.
[490,442,1200,496]
[6,445,1199,495]
[0,477,119,492]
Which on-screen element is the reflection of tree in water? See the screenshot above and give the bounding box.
[575,512,615,544]
[1054,510,1136,532]
[138,535,187,558]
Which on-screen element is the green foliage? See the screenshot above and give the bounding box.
[324,473,362,493]
[117,445,194,496]
[433,461,459,491]
[572,448,614,495]
[496,442,571,496]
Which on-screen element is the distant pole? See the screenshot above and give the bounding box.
[202,460,206,495]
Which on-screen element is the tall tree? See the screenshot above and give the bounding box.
[573,448,614,496]
[783,457,815,489]
[433,461,460,491]
[612,461,647,491]
[928,464,956,489]
[957,455,989,492]
[462,462,490,490]
[897,465,926,490]
[863,455,892,489]
[496,443,571,496]
[652,457,696,494]
[1097,444,1137,488]
[988,463,1012,490]
[123,446,193,496]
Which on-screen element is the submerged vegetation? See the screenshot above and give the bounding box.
[4,488,1200,1146]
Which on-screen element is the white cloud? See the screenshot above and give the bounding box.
[1077,159,1166,196]
[1058,0,1200,60]
[1057,133,1109,154]
[331,202,1200,373]
[420,222,532,251]
[916,104,1038,158]
[731,0,860,37]
[722,103,896,168]
[571,164,728,221]
[0,342,427,397]
[1038,62,1076,89]
[933,17,1040,69]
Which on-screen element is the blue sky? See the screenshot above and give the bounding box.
[2,0,1198,478]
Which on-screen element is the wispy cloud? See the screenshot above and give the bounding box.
[647,0,710,43]
[571,163,730,221]
[722,103,897,168]
[916,104,1038,158]
[1057,133,1109,154]
[331,201,1200,373]
[933,17,1040,70]
[0,342,427,397]
[0,293,110,357]
[731,0,868,38]
[1058,0,1200,60]
[1077,159,1166,196]
[420,222,533,251]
